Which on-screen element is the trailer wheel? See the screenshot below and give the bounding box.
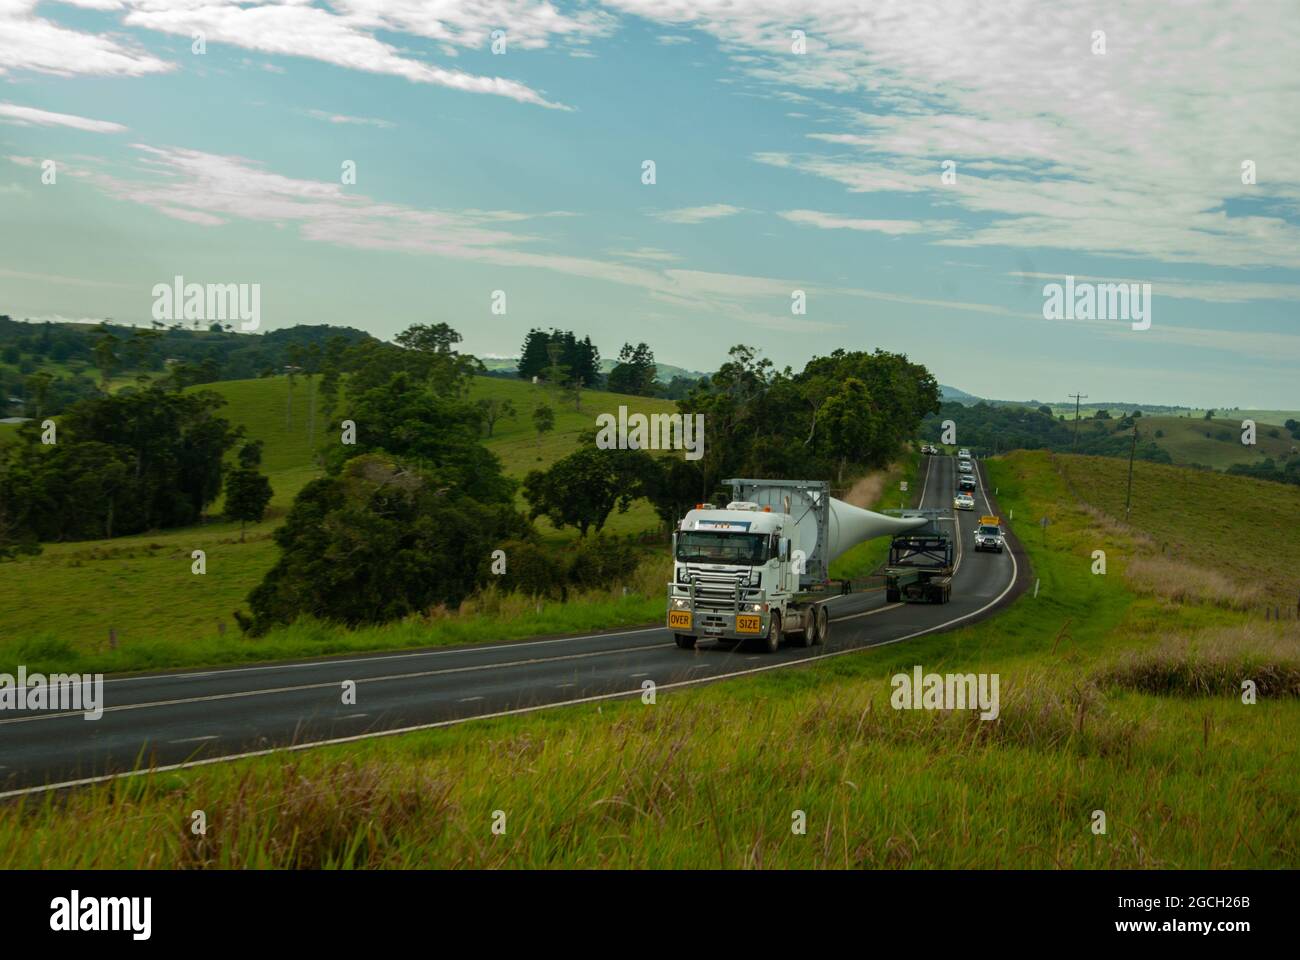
[886,587,900,603]
[674,634,696,649]
[815,605,829,645]
[762,611,782,653]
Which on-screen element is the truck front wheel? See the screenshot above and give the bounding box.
[815,605,829,645]
[674,634,696,650]
[762,612,782,653]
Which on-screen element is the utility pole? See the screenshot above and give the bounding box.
[1124,419,1139,521]
[1069,393,1088,452]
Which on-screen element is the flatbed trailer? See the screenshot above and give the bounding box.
[883,530,954,604]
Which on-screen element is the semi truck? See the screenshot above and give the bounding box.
[667,478,927,652]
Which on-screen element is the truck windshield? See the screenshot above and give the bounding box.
[677,531,769,565]
[978,526,1000,536]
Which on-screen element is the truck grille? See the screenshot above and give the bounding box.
[682,567,761,612]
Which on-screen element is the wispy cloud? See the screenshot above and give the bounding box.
[780,209,956,236]
[651,203,745,224]
[306,109,395,129]
[0,102,126,134]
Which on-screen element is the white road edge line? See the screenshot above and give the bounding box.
[81,625,668,689]
[0,642,676,726]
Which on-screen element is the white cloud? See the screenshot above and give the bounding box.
[610,246,681,262]
[0,101,126,133]
[5,1,613,107]
[0,0,171,78]
[306,109,395,128]
[779,209,955,236]
[652,203,745,224]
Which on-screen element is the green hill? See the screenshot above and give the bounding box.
[1141,415,1299,469]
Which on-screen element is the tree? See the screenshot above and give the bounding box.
[237,454,526,635]
[93,333,119,390]
[818,377,878,483]
[532,403,555,449]
[224,451,273,543]
[395,322,479,397]
[607,342,658,396]
[476,396,516,438]
[24,371,53,418]
[522,445,651,536]
[328,372,515,505]
[517,328,552,381]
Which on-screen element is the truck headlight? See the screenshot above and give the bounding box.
[747,603,765,613]
[671,598,691,610]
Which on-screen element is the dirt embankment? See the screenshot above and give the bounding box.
[841,462,901,508]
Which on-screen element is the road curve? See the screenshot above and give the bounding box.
[0,456,1031,796]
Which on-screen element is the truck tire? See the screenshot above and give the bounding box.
[795,609,817,648]
[815,605,829,645]
[762,611,782,653]
[886,587,900,603]
[674,634,696,650]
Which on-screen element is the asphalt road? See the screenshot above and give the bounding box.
[0,456,1031,796]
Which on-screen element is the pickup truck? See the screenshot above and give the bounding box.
[974,515,1005,553]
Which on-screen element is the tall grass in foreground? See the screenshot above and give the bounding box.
[2,665,1294,868]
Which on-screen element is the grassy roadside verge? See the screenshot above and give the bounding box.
[4,451,1294,868]
[0,559,668,677]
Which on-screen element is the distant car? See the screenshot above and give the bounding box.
[958,448,971,459]
[920,444,934,455]
[958,475,977,492]
[974,521,1004,553]
[958,460,973,474]
[954,493,975,511]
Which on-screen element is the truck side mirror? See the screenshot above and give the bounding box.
[779,538,791,562]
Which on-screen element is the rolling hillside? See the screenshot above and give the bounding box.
[1140,415,1298,469]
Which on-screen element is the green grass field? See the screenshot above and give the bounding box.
[1051,452,1300,603]
[1137,415,1298,469]
[3,450,1294,868]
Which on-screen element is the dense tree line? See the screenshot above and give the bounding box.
[676,346,941,495]
[520,345,943,535]
[0,315,374,416]
[919,401,1172,463]
[516,328,600,387]
[1226,456,1300,487]
[0,385,243,547]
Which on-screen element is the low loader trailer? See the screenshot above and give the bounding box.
[882,509,954,604]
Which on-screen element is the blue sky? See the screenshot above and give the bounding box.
[2,1,1298,407]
